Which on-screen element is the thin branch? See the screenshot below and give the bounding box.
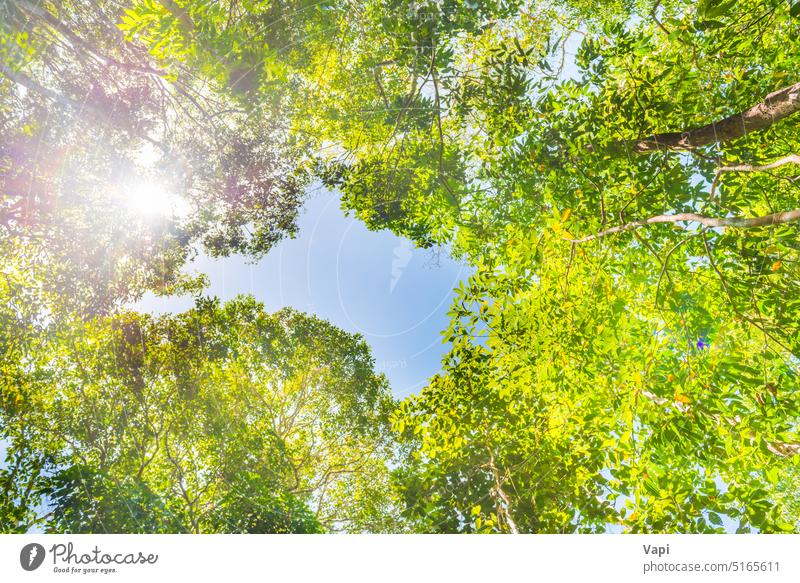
[711,153,800,201]
[17,1,167,77]
[767,441,800,457]
[654,233,700,306]
[485,447,519,534]
[641,391,800,458]
[373,68,390,109]
[717,153,800,174]
[701,231,794,355]
[430,45,461,211]
[1,63,169,153]
[569,209,800,243]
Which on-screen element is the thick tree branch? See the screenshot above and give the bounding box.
[569,209,800,243]
[612,82,800,155]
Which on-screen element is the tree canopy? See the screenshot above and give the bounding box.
[1,296,399,533]
[2,0,800,533]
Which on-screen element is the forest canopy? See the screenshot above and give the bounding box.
[2,0,800,533]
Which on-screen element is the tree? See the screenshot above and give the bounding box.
[3,0,800,533]
[1,0,307,315]
[394,228,799,532]
[229,0,800,531]
[0,296,401,533]
[381,0,800,532]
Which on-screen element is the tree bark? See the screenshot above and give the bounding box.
[613,82,800,154]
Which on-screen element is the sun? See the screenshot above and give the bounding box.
[125,180,191,219]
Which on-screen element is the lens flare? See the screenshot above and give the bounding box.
[125,180,190,219]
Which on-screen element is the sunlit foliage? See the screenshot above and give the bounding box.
[2,0,800,533]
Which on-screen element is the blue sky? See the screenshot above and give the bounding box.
[135,185,472,398]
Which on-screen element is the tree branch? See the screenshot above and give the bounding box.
[430,46,461,211]
[711,154,800,200]
[640,391,799,457]
[700,231,794,355]
[608,82,800,155]
[717,153,800,174]
[569,209,800,243]
[1,63,170,154]
[17,1,167,77]
[485,448,519,534]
